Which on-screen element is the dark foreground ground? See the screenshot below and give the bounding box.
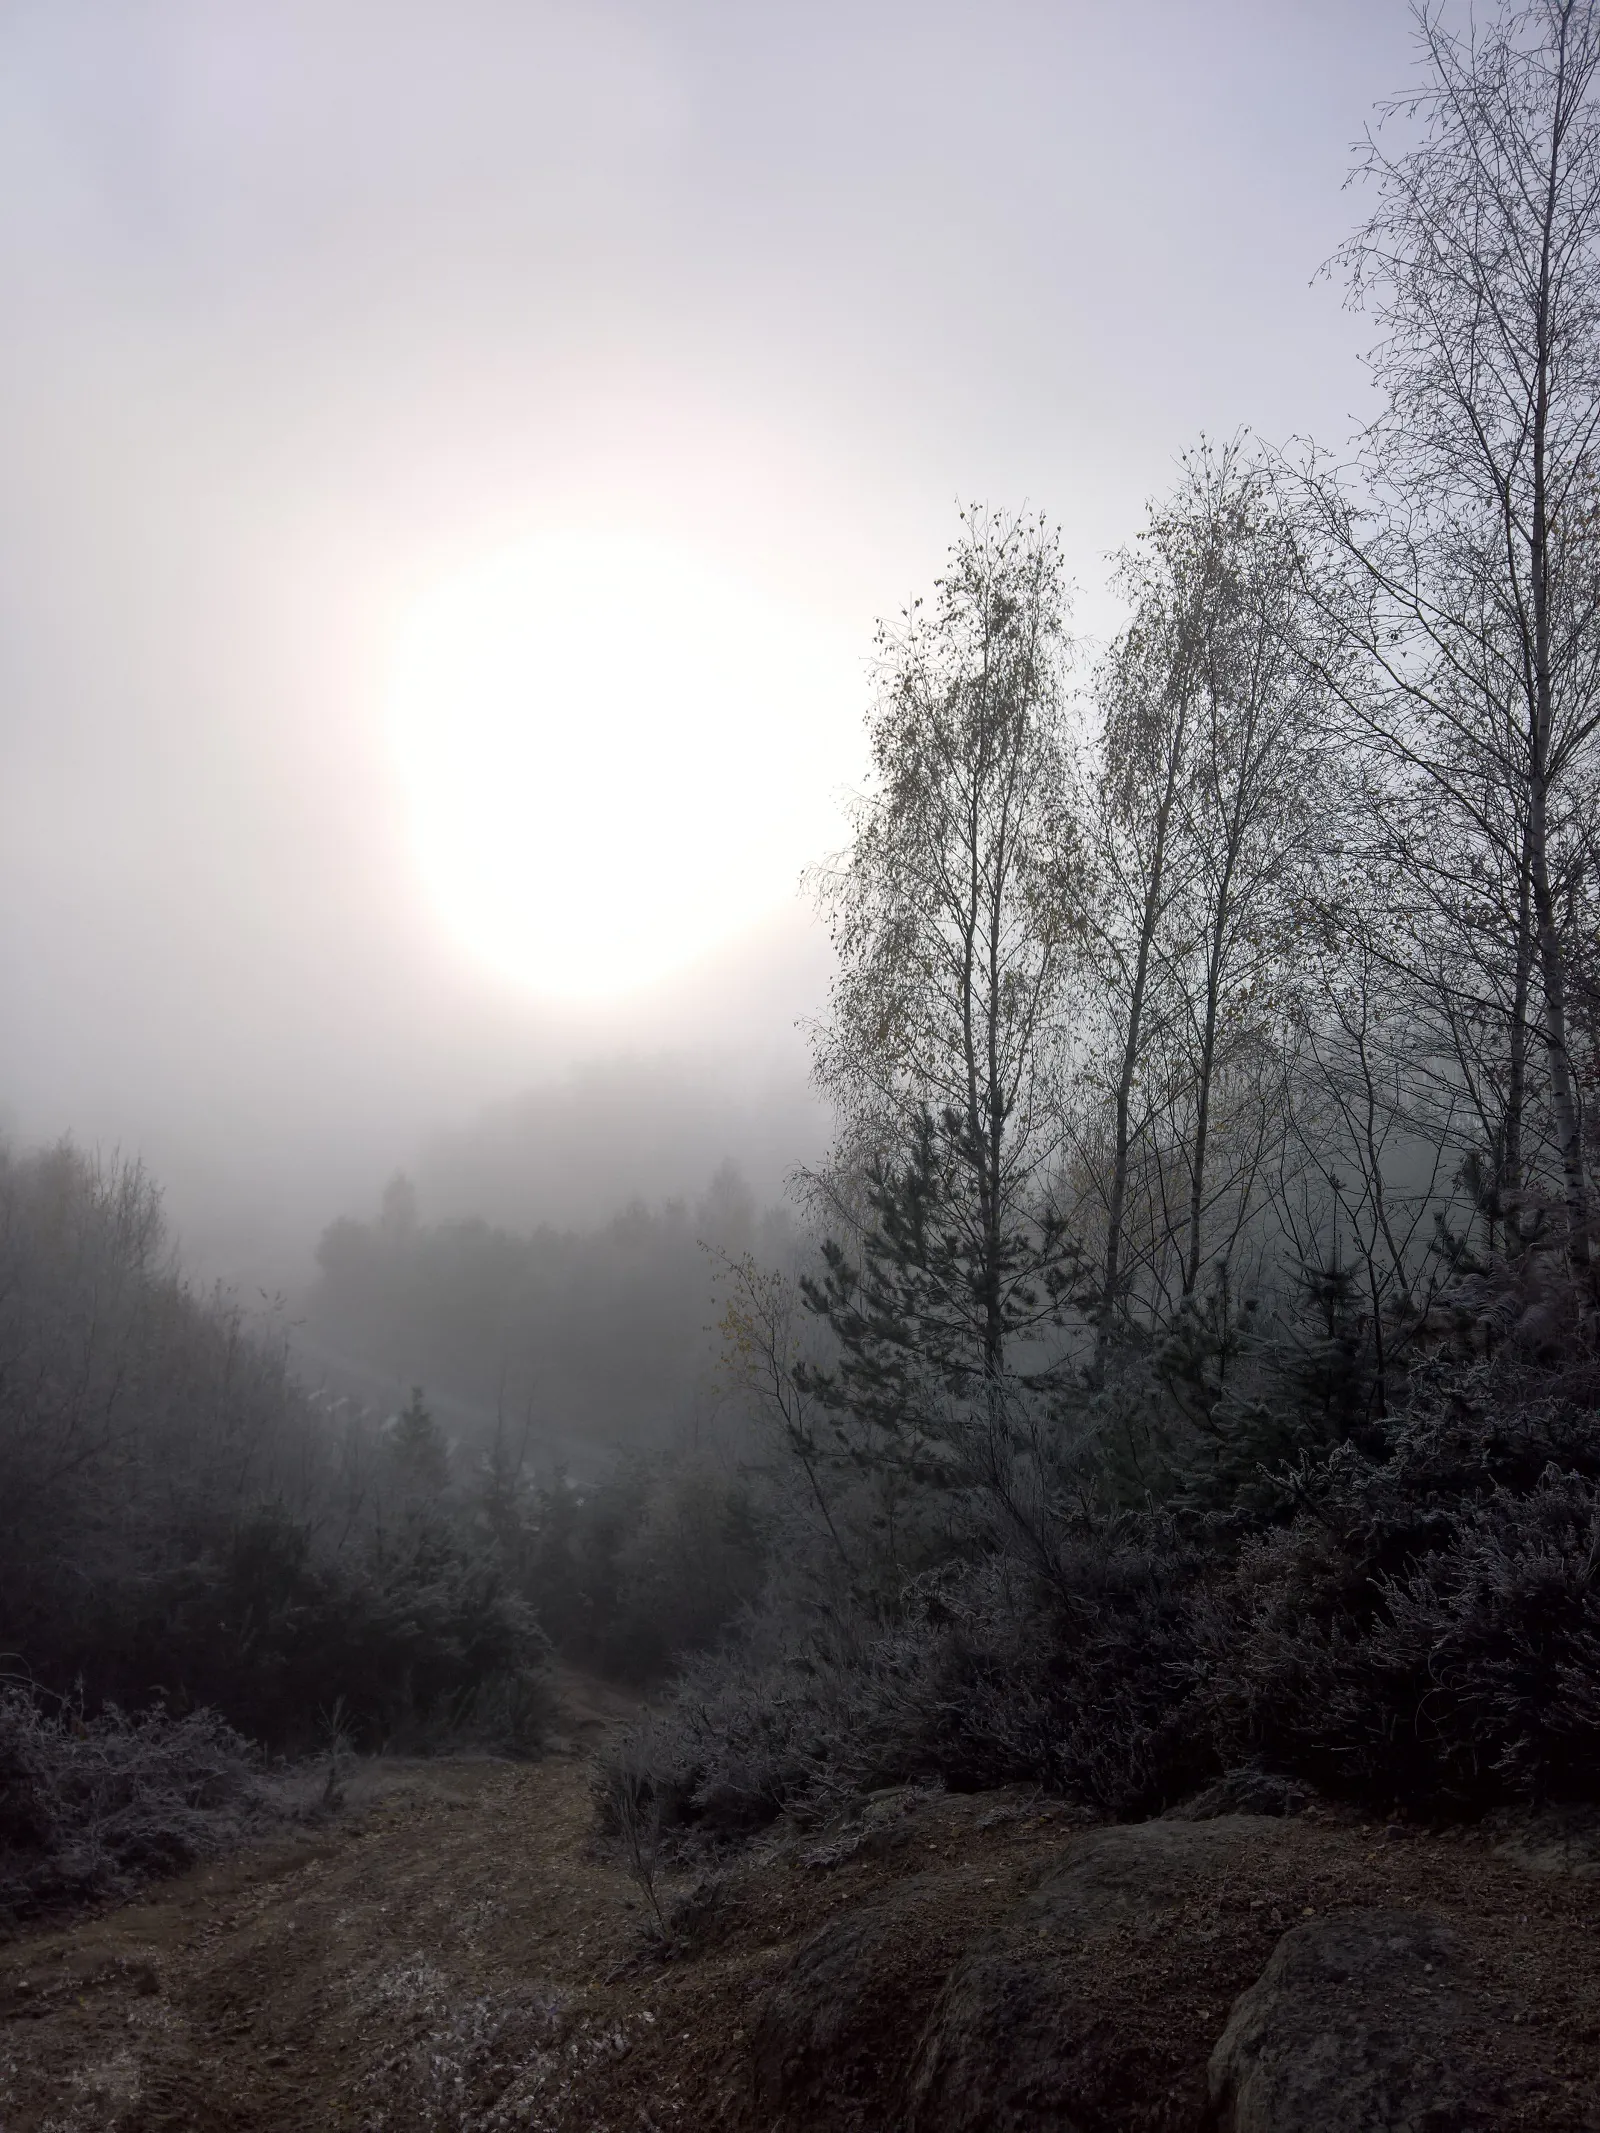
[5,1684,1600,2131]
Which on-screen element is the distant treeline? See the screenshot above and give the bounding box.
[303,1162,793,1453]
[0,1140,547,1752]
[0,1139,770,1764]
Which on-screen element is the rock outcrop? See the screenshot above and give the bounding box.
[907,1818,1290,2132]
[750,1810,1585,2132]
[1208,1908,1511,2131]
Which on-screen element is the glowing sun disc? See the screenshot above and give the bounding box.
[387,532,856,1000]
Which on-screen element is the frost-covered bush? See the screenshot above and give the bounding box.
[0,1688,262,1918]
[1200,1372,1600,1808]
[608,1356,1600,1835]
[601,1521,1215,1843]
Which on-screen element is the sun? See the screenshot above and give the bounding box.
[386,532,857,1000]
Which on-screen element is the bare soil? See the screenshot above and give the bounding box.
[4,1678,1600,2130]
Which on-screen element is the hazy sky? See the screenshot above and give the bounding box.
[0,0,1422,1273]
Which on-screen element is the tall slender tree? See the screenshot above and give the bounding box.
[1301,0,1600,1268]
[1084,480,1212,1332]
[1085,446,1329,1327]
[809,508,1083,1401]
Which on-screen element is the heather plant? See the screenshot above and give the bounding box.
[0,1686,263,1919]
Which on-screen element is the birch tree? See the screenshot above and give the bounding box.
[1302,0,1600,1267]
[809,509,1082,1394]
[1086,446,1329,1326]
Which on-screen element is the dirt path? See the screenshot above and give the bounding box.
[0,1671,672,2133]
[5,1694,1600,2131]
[1,1753,644,2130]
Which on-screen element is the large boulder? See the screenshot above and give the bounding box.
[1208,1908,1509,2131]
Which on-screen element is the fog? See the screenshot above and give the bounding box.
[11,1,1600,1986]
[0,0,1414,1287]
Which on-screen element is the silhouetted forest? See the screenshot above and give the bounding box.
[0,1144,549,1753]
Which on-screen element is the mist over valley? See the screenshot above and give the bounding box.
[7,6,1600,2129]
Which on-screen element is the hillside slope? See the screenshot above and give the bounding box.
[4,1706,1600,2130]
